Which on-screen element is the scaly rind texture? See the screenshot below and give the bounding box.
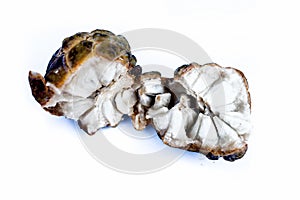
[28,30,137,134]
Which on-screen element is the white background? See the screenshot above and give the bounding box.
[1,0,300,199]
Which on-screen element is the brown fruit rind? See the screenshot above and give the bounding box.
[29,29,136,113]
[28,71,54,106]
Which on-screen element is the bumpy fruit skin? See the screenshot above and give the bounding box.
[29,30,136,116]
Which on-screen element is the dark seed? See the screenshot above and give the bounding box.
[206,152,219,160]
[223,154,237,162]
